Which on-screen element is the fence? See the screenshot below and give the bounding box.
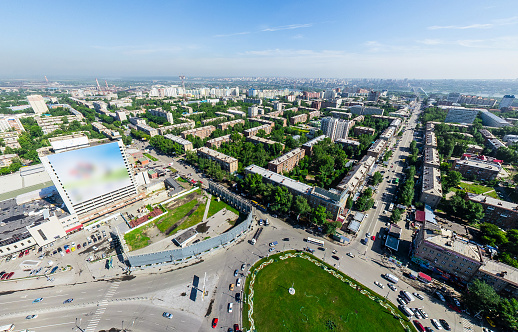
[127,212,253,268]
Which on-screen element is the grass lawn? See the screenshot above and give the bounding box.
[124,226,151,251]
[156,199,199,233]
[169,202,205,236]
[244,253,414,332]
[458,182,498,198]
[206,199,239,219]
[144,153,158,161]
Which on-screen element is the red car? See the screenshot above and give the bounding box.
[1,273,8,280]
[211,318,218,328]
[24,249,30,256]
[18,252,24,258]
[6,272,14,280]
[413,320,425,332]
[234,324,240,332]
[371,236,376,241]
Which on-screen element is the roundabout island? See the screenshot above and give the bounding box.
[243,251,417,332]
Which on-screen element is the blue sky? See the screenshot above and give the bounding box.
[2,0,518,79]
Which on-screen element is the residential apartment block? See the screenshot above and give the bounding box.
[302,135,327,156]
[215,111,235,119]
[147,107,174,124]
[35,115,85,135]
[353,126,376,137]
[290,113,308,125]
[267,148,305,174]
[136,123,158,137]
[321,117,351,141]
[480,110,510,127]
[246,136,284,149]
[0,131,21,149]
[197,147,238,173]
[425,132,437,149]
[424,147,440,169]
[250,118,275,128]
[349,105,384,116]
[466,144,484,154]
[336,155,376,193]
[466,193,518,229]
[308,110,321,120]
[243,124,272,137]
[158,121,195,135]
[262,115,287,127]
[380,127,396,141]
[245,165,346,221]
[206,135,231,149]
[420,166,442,209]
[330,111,351,119]
[201,116,226,125]
[91,122,121,140]
[164,134,193,152]
[218,119,245,130]
[452,159,501,181]
[366,139,387,158]
[181,125,216,139]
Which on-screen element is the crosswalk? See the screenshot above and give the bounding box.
[461,317,474,331]
[84,281,120,332]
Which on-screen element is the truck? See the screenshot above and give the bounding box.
[384,273,399,284]
[402,290,415,302]
[250,227,263,245]
[398,305,413,317]
[0,324,14,332]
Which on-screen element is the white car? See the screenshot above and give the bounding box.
[418,308,428,318]
[346,252,355,258]
[388,284,397,292]
[374,281,384,289]
[431,318,443,330]
[413,292,424,300]
[228,303,233,313]
[236,278,241,287]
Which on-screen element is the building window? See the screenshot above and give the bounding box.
[27,240,31,243]
[38,230,48,241]
[13,245,17,249]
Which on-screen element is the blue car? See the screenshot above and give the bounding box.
[33,298,43,303]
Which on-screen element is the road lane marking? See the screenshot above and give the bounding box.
[32,321,75,329]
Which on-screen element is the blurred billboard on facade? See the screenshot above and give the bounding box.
[47,142,131,205]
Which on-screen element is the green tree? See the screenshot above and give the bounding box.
[391,208,403,223]
[311,205,327,226]
[372,171,383,186]
[498,298,518,330]
[463,279,500,314]
[480,223,508,247]
[270,186,293,214]
[324,220,342,235]
[292,196,311,218]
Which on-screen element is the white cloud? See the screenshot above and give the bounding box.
[428,23,493,30]
[261,23,312,32]
[417,39,443,45]
[213,31,250,38]
[241,49,345,57]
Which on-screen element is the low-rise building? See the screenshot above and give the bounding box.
[218,119,245,130]
[353,126,376,137]
[181,125,216,139]
[91,122,121,140]
[487,138,506,151]
[330,111,351,119]
[158,121,195,134]
[35,115,85,134]
[248,106,260,118]
[466,144,484,154]
[349,105,384,116]
[424,147,440,169]
[290,113,308,125]
[246,136,284,149]
[308,110,321,120]
[302,135,327,156]
[412,221,483,283]
[243,124,272,137]
[466,193,518,229]
[164,134,193,152]
[335,138,360,148]
[197,147,238,173]
[226,109,246,117]
[425,132,437,148]
[452,159,501,181]
[262,115,287,127]
[475,260,518,298]
[366,139,386,158]
[0,131,21,149]
[0,154,17,167]
[336,155,376,193]
[206,134,232,149]
[136,123,159,137]
[267,148,305,174]
[380,127,396,141]
[148,107,174,124]
[244,165,346,220]
[215,111,235,119]
[420,166,442,209]
[201,116,226,125]
[250,118,275,128]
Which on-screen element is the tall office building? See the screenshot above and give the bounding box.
[27,95,49,115]
[500,95,515,109]
[40,140,139,222]
[321,117,351,141]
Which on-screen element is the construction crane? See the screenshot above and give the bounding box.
[179,75,186,101]
[95,78,101,92]
[105,80,109,90]
[44,76,49,84]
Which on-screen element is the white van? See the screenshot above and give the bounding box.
[384,273,399,284]
[398,305,413,317]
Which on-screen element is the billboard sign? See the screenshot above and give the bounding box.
[47,142,131,205]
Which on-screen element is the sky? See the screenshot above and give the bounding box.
[2,0,518,79]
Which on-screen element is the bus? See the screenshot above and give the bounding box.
[305,237,324,247]
[402,290,415,302]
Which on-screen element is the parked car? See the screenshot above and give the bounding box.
[413,320,425,332]
[413,292,424,300]
[162,312,173,319]
[439,319,451,331]
[234,269,239,277]
[233,324,240,332]
[63,298,74,304]
[26,314,38,320]
[431,319,442,330]
[32,298,43,303]
[346,252,355,258]
[228,303,233,313]
[241,263,246,271]
[212,318,218,328]
[235,293,241,302]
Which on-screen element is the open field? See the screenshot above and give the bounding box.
[456,182,498,199]
[244,252,415,332]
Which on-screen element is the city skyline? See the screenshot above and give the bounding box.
[1,0,518,79]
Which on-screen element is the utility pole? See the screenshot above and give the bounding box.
[75,318,85,332]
